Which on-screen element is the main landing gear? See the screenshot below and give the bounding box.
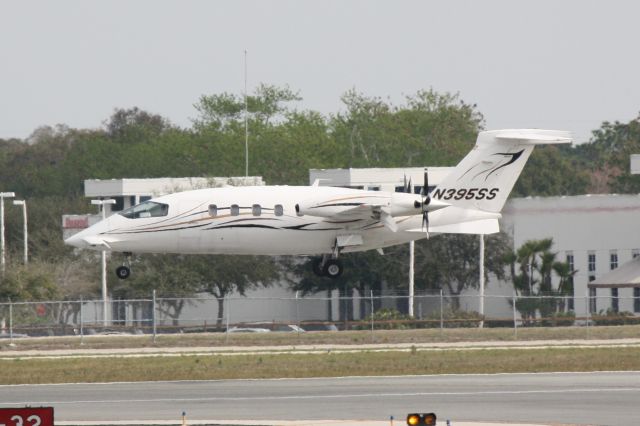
[312,256,343,279]
[115,252,132,280]
[312,240,344,279]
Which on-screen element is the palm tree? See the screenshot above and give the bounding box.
[508,238,573,324]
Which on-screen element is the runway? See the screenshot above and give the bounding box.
[1,372,638,425]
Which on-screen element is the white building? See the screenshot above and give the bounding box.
[501,194,640,317]
[309,167,453,193]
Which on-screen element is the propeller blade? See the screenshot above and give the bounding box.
[421,168,430,238]
[424,168,429,193]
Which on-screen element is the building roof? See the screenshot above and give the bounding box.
[84,176,264,197]
[588,256,640,288]
[308,167,453,189]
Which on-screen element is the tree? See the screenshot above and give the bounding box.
[193,84,301,130]
[331,89,484,169]
[575,114,640,193]
[111,254,202,326]
[411,233,511,310]
[290,248,408,321]
[507,238,574,324]
[105,107,174,143]
[514,145,590,197]
[0,261,60,302]
[112,254,283,328]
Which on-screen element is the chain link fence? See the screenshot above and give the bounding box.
[1,293,639,342]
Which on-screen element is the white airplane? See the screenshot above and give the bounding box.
[65,129,571,279]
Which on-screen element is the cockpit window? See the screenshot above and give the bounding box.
[119,201,169,219]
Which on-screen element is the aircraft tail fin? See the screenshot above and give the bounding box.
[431,129,571,213]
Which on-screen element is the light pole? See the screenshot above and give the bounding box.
[91,199,116,326]
[0,192,16,275]
[479,234,485,328]
[12,200,27,265]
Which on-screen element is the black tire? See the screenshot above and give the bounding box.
[323,259,343,279]
[312,258,325,276]
[115,265,131,280]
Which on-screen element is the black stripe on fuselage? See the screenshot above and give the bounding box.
[312,202,364,208]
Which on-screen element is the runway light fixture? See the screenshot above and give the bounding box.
[407,413,437,425]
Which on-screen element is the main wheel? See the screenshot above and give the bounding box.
[312,258,325,276]
[323,259,343,279]
[115,265,131,280]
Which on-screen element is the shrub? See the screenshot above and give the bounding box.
[592,309,640,326]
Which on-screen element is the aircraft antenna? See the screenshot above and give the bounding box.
[244,49,249,177]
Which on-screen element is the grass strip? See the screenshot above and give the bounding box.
[2,325,640,352]
[2,346,640,385]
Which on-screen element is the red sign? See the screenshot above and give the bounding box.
[63,216,89,229]
[0,407,54,426]
[35,304,47,317]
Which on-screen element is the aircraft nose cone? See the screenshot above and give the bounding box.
[65,232,87,249]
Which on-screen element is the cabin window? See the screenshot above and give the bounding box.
[208,204,218,217]
[274,204,284,216]
[230,204,240,216]
[252,204,261,216]
[119,201,169,219]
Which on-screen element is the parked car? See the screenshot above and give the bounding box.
[272,324,306,333]
[301,322,339,332]
[0,332,28,339]
[226,326,271,333]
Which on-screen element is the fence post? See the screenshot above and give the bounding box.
[439,289,444,332]
[512,293,518,339]
[295,291,301,337]
[152,289,157,344]
[225,295,230,343]
[80,296,84,345]
[9,299,13,346]
[585,290,590,339]
[370,290,374,340]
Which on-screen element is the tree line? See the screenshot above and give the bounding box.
[1,84,639,323]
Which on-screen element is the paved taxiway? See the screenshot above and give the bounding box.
[1,371,638,425]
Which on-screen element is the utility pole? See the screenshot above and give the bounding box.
[479,234,485,328]
[91,199,116,326]
[244,49,249,177]
[0,192,15,275]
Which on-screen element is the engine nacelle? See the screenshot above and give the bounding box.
[295,192,448,218]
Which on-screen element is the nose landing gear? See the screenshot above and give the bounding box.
[115,252,133,280]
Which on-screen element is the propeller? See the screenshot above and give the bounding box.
[420,169,431,237]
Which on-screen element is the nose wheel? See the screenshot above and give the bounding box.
[115,265,131,280]
[115,252,133,280]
